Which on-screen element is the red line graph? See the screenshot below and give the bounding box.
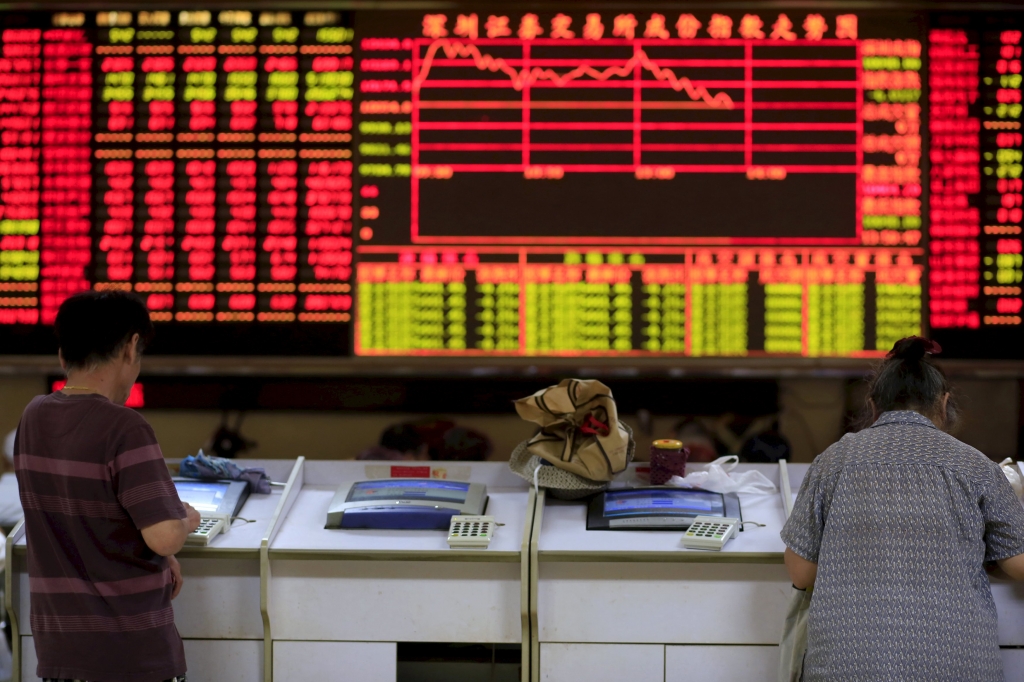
[412,38,859,172]
[417,122,859,131]
[408,37,862,245]
[414,39,735,109]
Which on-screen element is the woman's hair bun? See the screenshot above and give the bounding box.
[887,336,942,362]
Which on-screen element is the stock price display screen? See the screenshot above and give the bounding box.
[0,7,1021,358]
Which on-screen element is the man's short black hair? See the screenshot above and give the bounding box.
[55,291,155,370]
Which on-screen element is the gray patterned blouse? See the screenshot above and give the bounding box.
[781,410,1024,682]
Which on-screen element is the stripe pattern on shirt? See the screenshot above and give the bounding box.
[16,392,188,682]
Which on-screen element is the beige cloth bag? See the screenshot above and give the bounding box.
[778,586,811,682]
[513,379,630,482]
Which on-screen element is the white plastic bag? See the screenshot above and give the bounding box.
[667,455,778,495]
[999,458,1024,502]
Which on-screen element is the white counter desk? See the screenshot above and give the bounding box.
[532,462,793,682]
[531,461,1024,682]
[7,458,302,682]
[8,457,1024,682]
[265,460,535,682]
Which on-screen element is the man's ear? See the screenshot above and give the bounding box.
[867,397,878,421]
[124,333,141,364]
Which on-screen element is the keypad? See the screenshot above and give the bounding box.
[448,516,496,548]
[681,516,739,551]
[185,517,224,546]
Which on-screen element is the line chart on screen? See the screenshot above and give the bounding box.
[408,37,862,245]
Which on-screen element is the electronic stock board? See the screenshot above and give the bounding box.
[0,6,1021,358]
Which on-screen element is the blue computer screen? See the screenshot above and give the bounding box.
[603,489,724,518]
[348,479,470,504]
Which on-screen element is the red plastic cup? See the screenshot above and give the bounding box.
[650,439,688,485]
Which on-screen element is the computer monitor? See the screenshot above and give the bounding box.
[173,479,250,519]
[587,488,742,530]
[325,479,488,529]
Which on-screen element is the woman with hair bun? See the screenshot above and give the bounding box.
[781,336,1024,682]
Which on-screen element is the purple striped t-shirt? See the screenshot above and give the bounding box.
[15,392,187,682]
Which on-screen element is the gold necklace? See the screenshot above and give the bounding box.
[62,386,95,391]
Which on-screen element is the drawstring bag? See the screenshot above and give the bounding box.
[513,379,631,481]
[509,379,634,499]
[508,423,635,500]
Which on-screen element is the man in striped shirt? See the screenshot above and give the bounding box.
[14,291,201,682]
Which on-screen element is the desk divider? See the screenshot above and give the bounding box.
[779,460,794,519]
[6,519,24,682]
[520,486,539,682]
[261,456,306,682]
[530,489,546,682]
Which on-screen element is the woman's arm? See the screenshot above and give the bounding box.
[998,553,1024,580]
[785,547,818,589]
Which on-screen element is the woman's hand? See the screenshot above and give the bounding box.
[168,554,184,599]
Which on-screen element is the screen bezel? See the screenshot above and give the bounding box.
[325,478,488,528]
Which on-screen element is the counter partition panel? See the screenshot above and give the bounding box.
[261,456,307,682]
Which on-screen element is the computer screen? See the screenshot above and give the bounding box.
[0,7,1020,357]
[174,480,229,513]
[347,479,471,504]
[602,488,726,518]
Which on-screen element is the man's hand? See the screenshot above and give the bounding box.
[183,502,201,533]
[142,504,202,556]
[167,555,184,599]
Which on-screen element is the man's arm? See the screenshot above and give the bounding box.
[785,547,818,589]
[141,503,201,556]
[113,422,201,555]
